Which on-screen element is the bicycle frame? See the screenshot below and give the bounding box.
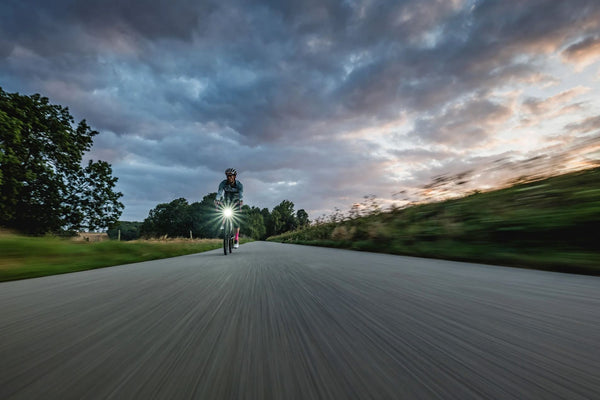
[222,212,234,255]
[218,201,239,255]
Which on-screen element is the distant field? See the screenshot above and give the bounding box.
[268,167,600,275]
[0,235,248,282]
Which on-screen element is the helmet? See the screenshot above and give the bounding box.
[225,168,237,176]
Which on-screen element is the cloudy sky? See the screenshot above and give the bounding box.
[2,0,599,221]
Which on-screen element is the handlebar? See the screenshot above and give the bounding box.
[215,200,243,211]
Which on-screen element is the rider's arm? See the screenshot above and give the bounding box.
[216,180,226,202]
[236,181,244,210]
[237,181,244,202]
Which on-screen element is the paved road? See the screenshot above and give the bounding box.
[1,242,599,399]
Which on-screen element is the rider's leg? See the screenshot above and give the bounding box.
[234,202,241,248]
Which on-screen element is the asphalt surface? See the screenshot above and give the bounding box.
[1,241,599,399]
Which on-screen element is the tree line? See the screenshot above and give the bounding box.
[0,88,123,235]
[108,194,310,240]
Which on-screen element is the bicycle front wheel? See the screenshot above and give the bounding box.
[223,227,229,255]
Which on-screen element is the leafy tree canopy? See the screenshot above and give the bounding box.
[139,196,309,240]
[297,209,310,227]
[271,200,297,235]
[107,221,143,241]
[0,88,123,234]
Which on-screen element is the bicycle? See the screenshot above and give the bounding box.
[216,200,240,255]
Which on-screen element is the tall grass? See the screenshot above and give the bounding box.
[268,167,600,275]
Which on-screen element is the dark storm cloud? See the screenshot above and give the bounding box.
[2,0,599,220]
[3,0,598,142]
[408,95,512,146]
[0,0,214,51]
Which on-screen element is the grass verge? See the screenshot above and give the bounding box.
[0,234,251,282]
[270,238,600,275]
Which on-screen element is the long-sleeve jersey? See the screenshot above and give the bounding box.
[217,179,244,202]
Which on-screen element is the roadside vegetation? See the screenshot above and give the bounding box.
[2,87,598,278]
[0,234,252,282]
[268,167,600,275]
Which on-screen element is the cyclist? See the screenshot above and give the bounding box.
[215,168,244,248]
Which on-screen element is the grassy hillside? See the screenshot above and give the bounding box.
[268,167,600,275]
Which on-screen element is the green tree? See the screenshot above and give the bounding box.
[271,200,297,235]
[141,198,191,238]
[261,207,274,237]
[244,206,266,239]
[0,88,123,234]
[189,193,220,238]
[66,160,124,232]
[296,209,310,227]
[107,221,143,240]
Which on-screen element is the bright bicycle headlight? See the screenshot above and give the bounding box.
[223,207,234,218]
